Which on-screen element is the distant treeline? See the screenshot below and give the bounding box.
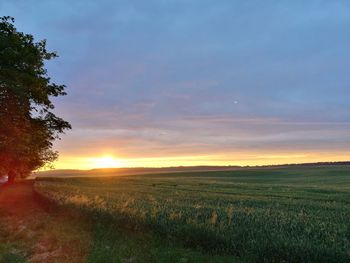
[34,161,350,178]
[257,161,350,168]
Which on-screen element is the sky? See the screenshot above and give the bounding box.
[1,0,350,169]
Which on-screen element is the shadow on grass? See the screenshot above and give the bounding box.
[88,221,240,263]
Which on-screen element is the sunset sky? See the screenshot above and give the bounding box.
[2,1,350,169]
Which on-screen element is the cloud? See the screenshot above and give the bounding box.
[2,0,350,165]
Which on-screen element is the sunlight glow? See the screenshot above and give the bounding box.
[90,156,122,169]
[47,151,350,171]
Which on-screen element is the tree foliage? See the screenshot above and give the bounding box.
[0,16,71,182]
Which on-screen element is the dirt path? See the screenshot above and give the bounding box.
[0,181,91,263]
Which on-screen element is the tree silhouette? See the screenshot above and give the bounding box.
[0,16,71,183]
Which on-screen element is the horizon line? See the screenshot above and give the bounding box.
[36,160,350,173]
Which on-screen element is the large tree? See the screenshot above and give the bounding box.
[0,16,71,183]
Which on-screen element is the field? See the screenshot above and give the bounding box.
[34,165,350,262]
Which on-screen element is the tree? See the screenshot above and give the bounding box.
[0,16,71,183]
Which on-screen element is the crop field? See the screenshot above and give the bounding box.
[34,166,350,262]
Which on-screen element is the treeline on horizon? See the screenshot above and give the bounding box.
[34,161,350,177]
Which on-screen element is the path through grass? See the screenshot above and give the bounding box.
[0,181,91,263]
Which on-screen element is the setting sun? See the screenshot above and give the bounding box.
[90,156,122,169]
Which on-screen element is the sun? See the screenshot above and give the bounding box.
[91,156,121,169]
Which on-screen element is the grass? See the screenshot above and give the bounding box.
[88,221,237,263]
[0,243,26,263]
[34,165,350,262]
[0,182,91,263]
[0,207,27,263]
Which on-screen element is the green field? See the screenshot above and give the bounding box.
[34,166,350,262]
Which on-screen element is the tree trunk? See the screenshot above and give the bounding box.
[7,170,16,184]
